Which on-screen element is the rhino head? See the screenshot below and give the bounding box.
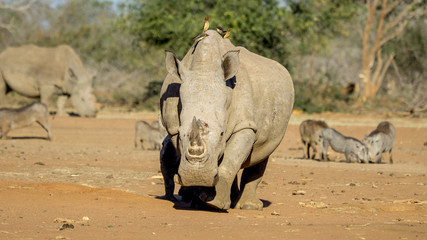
[165,45,240,187]
[67,68,97,118]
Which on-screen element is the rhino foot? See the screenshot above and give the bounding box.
[164,194,178,202]
[235,199,263,210]
[205,198,231,210]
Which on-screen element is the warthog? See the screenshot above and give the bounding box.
[134,120,167,150]
[0,102,51,140]
[319,128,367,163]
[363,121,395,164]
[160,29,294,210]
[299,119,329,159]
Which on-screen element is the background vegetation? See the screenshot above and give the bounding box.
[0,0,425,116]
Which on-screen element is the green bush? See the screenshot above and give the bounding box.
[293,79,356,114]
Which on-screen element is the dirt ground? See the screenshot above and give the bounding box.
[0,110,426,239]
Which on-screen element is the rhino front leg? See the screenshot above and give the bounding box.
[56,95,69,117]
[40,85,56,106]
[205,129,255,210]
[235,158,268,210]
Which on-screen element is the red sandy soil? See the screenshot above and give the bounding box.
[0,111,426,239]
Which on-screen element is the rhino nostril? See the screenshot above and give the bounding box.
[212,173,219,185]
[188,145,204,155]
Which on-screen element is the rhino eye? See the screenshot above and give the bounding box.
[220,131,224,137]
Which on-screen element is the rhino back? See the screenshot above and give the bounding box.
[0,45,89,96]
[236,47,294,158]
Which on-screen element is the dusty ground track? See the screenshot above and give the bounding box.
[0,111,426,239]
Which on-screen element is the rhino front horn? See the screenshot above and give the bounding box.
[186,117,207,160]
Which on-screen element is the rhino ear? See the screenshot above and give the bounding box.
[165,50,188,81]
[68,68,78,82]
[222,50,240,80]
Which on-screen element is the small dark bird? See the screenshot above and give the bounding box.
[216,25,225,35]
[193,33,209,42]
[202,17,210,32]
[223,28,232,39]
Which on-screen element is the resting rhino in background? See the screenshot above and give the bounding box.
[0,45,97,117]
[160,30,294,210]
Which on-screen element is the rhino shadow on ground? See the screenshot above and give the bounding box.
[9,136,50,141]
[49,111,82,117]
[154,193,271,212]
[261,199,272,208]
[173,200,229,213]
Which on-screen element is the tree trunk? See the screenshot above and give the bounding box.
[356,0,421,102]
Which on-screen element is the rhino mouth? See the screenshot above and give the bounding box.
[175,172,219,187]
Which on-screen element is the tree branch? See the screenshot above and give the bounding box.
[0,0,36,13]
[372,50,384,86]
[369,0,387,68]
[377,53,394,87]
[362,0,377,71]
[384,0,402,15]
[382,0,419,35]
[378,18,409,49]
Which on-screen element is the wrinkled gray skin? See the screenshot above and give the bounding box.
[363,121,395,164]
[134,120,167,150]
[160,30,294,210]
[320,128,368,163]
[299,119,329,159]
[0,102,51,140]
[0,45,97,117]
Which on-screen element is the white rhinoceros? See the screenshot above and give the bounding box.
[0,44,97,117]
[160,30,294,210]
